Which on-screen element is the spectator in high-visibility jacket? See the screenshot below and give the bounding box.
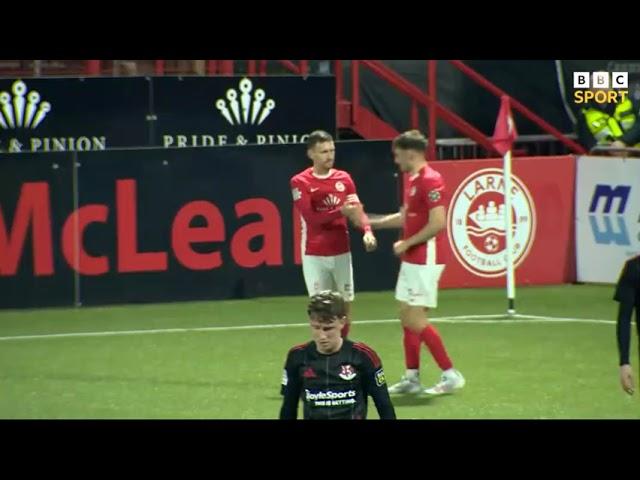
[577,88,640,153]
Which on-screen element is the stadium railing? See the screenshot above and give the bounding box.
[0,59,588,159]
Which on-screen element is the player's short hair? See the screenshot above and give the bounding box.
[392,129,428,153]
[307,290,346,322]
[306,130,334,150]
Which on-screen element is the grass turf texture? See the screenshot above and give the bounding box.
[0,285,637,419]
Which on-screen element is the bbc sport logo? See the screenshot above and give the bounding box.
[573,72,629,104]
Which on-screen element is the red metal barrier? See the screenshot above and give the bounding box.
[85,60,101,76]
[277,60,300,74]
[154,60,165,76]
[449,60,586,154]
[352,60,360,125]
[361,60,500,155]
[410,102,418,129]
[428,60,437,161]
[17,59,583,160]
[219,61,234,75]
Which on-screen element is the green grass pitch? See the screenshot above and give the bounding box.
[0,285,637,419]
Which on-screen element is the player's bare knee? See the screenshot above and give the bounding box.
[406,306,428,331]
[398,303,411,322]
[404,319,425,334]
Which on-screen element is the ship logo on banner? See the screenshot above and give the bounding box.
[447,168,536,278]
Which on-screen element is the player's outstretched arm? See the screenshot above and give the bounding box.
[341,202,377,252]
[368,212,404,230]
[395,205,445,253]
[343,177,373,234]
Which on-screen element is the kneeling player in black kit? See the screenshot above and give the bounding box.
[279,290,396,420]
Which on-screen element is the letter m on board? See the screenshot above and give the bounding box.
[588,184,632,245]
[589,184,630,214]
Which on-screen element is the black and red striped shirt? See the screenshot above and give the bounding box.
[279,339,396,420]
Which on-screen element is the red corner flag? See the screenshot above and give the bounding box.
[492,95,518,156]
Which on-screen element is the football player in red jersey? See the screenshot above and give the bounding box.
[369,130,465,396]
[290,130,377,339]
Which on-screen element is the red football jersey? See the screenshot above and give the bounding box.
[290,168,369,256]
[401,165,447,265]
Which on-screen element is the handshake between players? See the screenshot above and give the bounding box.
[340,202,377,252]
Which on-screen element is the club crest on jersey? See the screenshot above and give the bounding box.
[428,190,441,202]
[375,368,386,387]
[339,364,357,381]
[335,181,345,192]
[410,186,417,196]
[323,194,341,207]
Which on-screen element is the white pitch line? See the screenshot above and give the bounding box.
[514,314,615,324]
[0,314,615,342]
